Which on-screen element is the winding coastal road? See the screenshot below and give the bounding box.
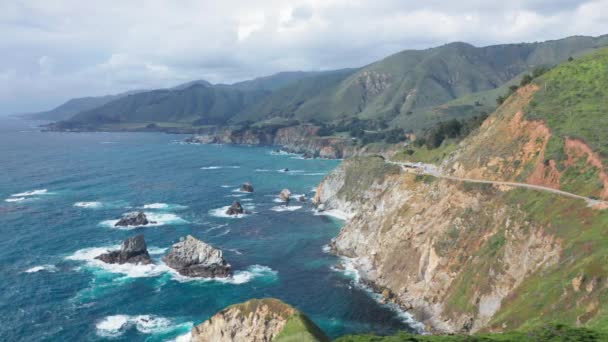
[387,160,608,208]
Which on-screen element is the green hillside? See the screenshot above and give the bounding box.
[236,35,608,130]
[22,90,144,121]
[51,35,608,133]
[65,84,268,127]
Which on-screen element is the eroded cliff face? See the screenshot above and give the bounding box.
[316,86,608,333]
[186,124,358,159]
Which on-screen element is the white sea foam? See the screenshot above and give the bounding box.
[228,194,246,198]
[11,189,49,197]
[24,264,58,273]
[100,212,188,229]
[333,256,425,332]
[171,333,192,342]
[209,204,255,218]
[225,248,243,255]
[142,203,188,210]
[297,172,326,176]
[271,205,302,212]
[201,166,240,170]
[321,244,331,253]
[66,245,169,278]
[220,185,233,188]
[313,209,352,221]
[147,247,167,255]
[254,168,272,172]
[169,264,277,285]
[213,228,231,237]
[5,197,26,202]
[205,223,228,233]
[96,314,184,338]
[74,201,103,209]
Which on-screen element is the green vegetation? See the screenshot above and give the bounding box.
[336,156,401,202]
[52,35,608,134]
[525,48,608,165]
[276,313,330,342]
[334,324,606,341]
[393,143,458,164]
[483,188,608,332]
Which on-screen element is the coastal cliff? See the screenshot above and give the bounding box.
[316,83,608,333]
[185,124,360,159]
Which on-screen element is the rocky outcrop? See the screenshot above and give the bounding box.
[226,201,244,216]
[278,189,291,202]
[240,182,254,193]
[95,234,152,265]
[190,298,329,342]
[314,87,605,333]
[115,212,155,227]
[163,235,231,278]
[185,124,359,159]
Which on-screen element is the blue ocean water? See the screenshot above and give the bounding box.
[0,117,416,341]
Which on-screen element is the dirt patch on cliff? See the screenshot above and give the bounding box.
[564,138,608,199]
[507,110,561,189]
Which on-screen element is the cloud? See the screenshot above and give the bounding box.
[1,0,607,114]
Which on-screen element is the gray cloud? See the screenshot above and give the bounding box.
[1,0,607,114]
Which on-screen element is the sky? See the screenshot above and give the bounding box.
[1,0,608,114]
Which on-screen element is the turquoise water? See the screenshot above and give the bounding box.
[0,117,415,341]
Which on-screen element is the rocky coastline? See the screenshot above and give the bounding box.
[184,124,360,159]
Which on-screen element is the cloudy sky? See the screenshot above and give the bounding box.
[2,0,608,114]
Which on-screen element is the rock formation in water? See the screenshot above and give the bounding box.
[163,235,231,278]
[240,182,254,193]
[279,189,291,202]
[225,201,244,216]
[95,234,152,265]
[190,298,329,342]
[114,211,154,227]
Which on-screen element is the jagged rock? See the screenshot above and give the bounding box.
[191,298,329,342]
[279,189,292,202]
[240,182,254,192]
[298,195,307,202]
[163,235,231,278]
[282,168,290,172]
[114,211,155,227]
[95,234,152,264]
[225,201,244,216]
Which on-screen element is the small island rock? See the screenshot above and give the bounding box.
[279,189,292,202]
[225,201,244,216]
[163,235,231,278]
[115,211,155,227]
[95,234,152,264]
[240,182,254,192]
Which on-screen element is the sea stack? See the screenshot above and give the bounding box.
[95,234,152,264]
[240,182,254,192]
[114,211,155,227]
[163,235,231,278]
[225,201,244,216]
[279,189,292,202]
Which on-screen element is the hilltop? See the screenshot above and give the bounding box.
[45,35,608,137]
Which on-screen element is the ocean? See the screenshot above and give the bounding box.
[0,117,417,341]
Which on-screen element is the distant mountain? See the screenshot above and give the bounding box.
[23,90,144,121]
[235,35,608,129]
[65,83,268,127]
[52,34,608,132]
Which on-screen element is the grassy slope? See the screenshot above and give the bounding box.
[334,324,606,341]
[57,35,608,132]
[526,48,608,163]
[238,35,608,131]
